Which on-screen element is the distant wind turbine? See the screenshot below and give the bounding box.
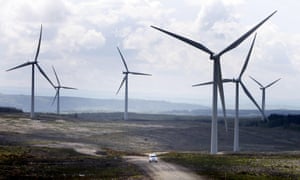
[6,25,54,119]
[51,66,77,115]
[116,47,151,120]
[151,11,276,154]
[250,76,281,120]
[193,34,265,152]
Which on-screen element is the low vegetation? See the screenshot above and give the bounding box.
[0,107,23,113]
[267,114,300,129]
[0,112,299,178]
[239,114,300,132]
[161,152,300,179]
[0,145,146,179]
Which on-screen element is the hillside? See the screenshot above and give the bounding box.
[1,93,300,117]
[0,93,207,114]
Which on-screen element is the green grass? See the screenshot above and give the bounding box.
[0,145,146,179]
[161,152,300,179]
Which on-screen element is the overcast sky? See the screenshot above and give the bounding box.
[0,0,299,110]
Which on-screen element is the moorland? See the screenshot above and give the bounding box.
[0,112,299,179]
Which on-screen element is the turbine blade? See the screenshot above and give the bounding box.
[240,81,267,120]
[218,11,276,56]
[151,25,214,56]
[52,90,59,106]
[6,62,33,71]
[249,76,264,88]
[34,24,43,62]
[193,79,233,87]
[36,64,55,88]
[239,33,257,79]
[117,47,129,72]
[116,76,127,95]
[192,81,213,87]
[265,78,281,89]
[216,60,228,132]
[129,72,152,76]
[52,66,61,86]
[61,86,77,90]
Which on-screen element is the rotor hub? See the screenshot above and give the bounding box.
[210,53,219,60]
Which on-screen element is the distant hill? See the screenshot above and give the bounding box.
[0,106,23,113]
[0,93,207,114]
[1,93,299,116]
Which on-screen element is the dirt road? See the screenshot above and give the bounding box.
[125,156,204,180]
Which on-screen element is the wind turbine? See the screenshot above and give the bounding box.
[52,66,77,115]
[116,47,151,120]
[250,76,281,120]
[193,34,265,152]
[151,11,276,154]
[6,24,54,119]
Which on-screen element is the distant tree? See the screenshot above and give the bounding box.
[0,107,23,113]
[287,114,300,125]
[268,114,286,127]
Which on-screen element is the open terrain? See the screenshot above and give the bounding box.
[0,112,299,178]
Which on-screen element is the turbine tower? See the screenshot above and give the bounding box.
[52,66,77,115]
[250,76,280,120]
[6,25,54,119]
[151,11,276,154]
[193,34,265,152]
[116,47,151,120]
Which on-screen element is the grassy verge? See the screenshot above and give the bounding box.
[161,152,300,179]
[0,145,146,179]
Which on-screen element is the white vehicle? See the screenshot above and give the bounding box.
[149,153,158,163]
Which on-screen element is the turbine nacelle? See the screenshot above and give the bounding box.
[209,53,218,60]
[233,78,239,83]
[223,78,238,83]
[235,77,244,82]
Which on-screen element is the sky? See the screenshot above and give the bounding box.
[0,0,300,110]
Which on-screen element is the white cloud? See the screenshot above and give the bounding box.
[54,25,105,53]
[0,0,300,109]
[81,29,106,49]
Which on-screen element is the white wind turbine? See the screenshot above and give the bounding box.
[151,11,276,154]
[193,34,266,152]
[51,66,77,115]
[6,25,54,119]
[116,47,151,120]
[250,76,281,120]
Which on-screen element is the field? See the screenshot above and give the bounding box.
[161,152,300,179]
[0,112,299,178]
[0,145,144,179]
